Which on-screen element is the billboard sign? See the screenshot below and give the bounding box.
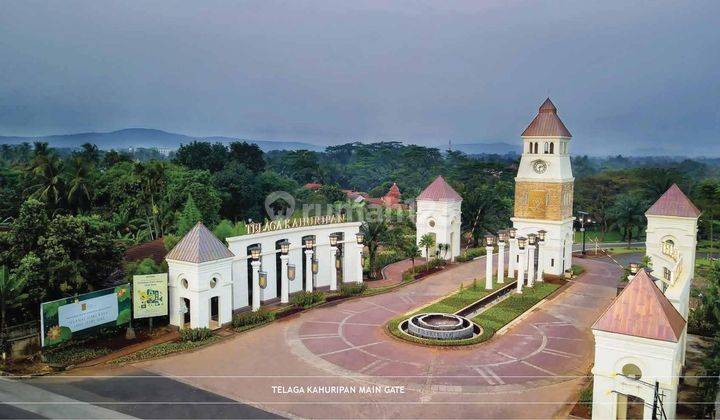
[132,273,168,319]
[40,284,131,347]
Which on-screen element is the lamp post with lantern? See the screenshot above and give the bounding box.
[356,232,364,284]
[328,234,339,291]
[508,227,518,279]
[536,230,546,283]
[629,262,639,281]
[526,234,537,288]
[577,211,593,255]
[250,245,262,311]
[485,234,495,290]
[516,237,527,294]
[497,230,507,284]
[279,240,290,304]
[304,238,315,292]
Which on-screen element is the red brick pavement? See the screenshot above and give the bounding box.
[132,254,620,419]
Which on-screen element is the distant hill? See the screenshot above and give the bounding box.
[452,142,520,155]
[0,128,324,152]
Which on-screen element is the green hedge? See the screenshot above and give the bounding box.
[179,327,214,342]
[44,345,111,366]
[291,291,326,308]
[339,282,367,297]
[109,336,220,364]
[455,247,487,262]
[232,309,276,329]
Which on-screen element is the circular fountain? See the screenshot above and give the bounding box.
[403,313,478,340]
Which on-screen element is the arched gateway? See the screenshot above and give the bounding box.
[166,219,363,329]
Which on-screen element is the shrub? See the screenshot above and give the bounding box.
[374,250,404,273]
[456,247,486,262]
[579,385,593,410]
[339,282,367,297]
[163,234,180,251]
[232,309,275,328]
[291,291,325,308]
[179,327,214,342]
[44,345,111,366]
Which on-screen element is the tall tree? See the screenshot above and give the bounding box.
[67,156,93,213]
[418,233,435,261]
[228,141,265,173]
[177,194,203,235]
[361,221,388,280]
[0,265,28,352]
[608,194,647,247]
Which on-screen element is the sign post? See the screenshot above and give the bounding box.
[132,273,169,332]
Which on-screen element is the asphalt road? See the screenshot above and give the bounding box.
[0,367,281,419]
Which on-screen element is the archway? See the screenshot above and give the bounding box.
[616,393,645,420]
[182,297,191,327]
[210,296,219,329]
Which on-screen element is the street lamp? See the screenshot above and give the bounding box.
[356,232,364,245]
[498,230,508,243]
[536,230,547,284]
[517,236,527,250]
[304,237,315,249]
[484,234,495,290]
[250,245,261,260]
[527,233,537,246]
[508,227,517,239]
[577,211,592,255]
[537,230,546,243]
[630,262,639,275]
[280,240,290,255]
[329,234,338,247]
[485,234,495,247]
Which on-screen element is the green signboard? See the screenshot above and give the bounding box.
[133,273,168,319]
[40,284,131,347]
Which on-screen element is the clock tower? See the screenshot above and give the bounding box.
[511,98,574,275]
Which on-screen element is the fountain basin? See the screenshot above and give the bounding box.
[404,313,476,340]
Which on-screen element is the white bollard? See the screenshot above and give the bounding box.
[485,246,494,290]
[497,241,506,284]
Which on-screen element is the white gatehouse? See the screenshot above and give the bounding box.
[166,219,363,329]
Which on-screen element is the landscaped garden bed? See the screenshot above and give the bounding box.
[388,278,562,346]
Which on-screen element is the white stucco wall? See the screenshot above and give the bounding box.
[511,218,573,276]
[416,199,462,260]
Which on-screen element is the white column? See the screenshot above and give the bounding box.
[485,246,494,290]
[304,249,314,292]
[516,248,526,294]
[536,243,544,283]
[497,241,506,284]
[280,254,289,304]
[356,244,364,284]
[527,244,536,288]
[251,260,261,311]
[508,239,516,279]
[329,246,338,291]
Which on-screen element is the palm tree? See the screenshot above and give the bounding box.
[403,243,421,273]
[608,194,647,248]
[26,151,65,208]
[0,266,28,353]
[67,156,93,213]
[462,184,512,247]
[419,233,435,261]
[133,162,167,240]
[360,221,388,280]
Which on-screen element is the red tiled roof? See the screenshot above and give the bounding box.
[386,183,401,198]
[521,98,572,138]
[645,184,701,218]
[304,183,322,190]
[417,176,462,202]
[592,269,686,342]
[165,222,234,263]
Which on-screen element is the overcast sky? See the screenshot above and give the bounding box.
[1,1,718,155]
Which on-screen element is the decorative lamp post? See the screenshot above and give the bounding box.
[508,227,518,279]
[328,234,339,291]
[497,230,507,284]
[485,234,495,290]
[279,240,290,304]
[526,234,537,288]
[516,237,527,294]
[628,262,639,281]
[536,230,546,283]
[304,238,315,292]
[250,245,262,311]
[577,211,591,255]
[356,232,364,284]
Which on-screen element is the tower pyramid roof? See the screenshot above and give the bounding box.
[592,270,686,342]
[521,98,572,138]
[166,222,234,263]
[386,182,401,198]
[417,176,462,202]
[645,184,701,218]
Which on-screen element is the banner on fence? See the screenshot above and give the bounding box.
[40,284,131,347]
[132,273,168,319]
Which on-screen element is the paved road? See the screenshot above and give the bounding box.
[0,368,279,419]
[132,254,620,419]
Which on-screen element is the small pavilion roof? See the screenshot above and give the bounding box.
[417,176,462,202]
[165,222,234,263]
[592,269,686,342]
[521,98,572,138]
[645,184,701,218]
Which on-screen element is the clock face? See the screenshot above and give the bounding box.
[532,160,548,174]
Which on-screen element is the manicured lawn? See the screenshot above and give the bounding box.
[574,230,644,244]
[471,282,560,339]
[603,246,644,255]
[387,278,561,346]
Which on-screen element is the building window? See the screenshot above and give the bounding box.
[622,363,642,380]
[428,219,435,227]
[551,258,555,267]
[662,239,675,257]
[549,142,554,154]
[544,142,549,154]
[663,267,671,283]
[517,255,520,263]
